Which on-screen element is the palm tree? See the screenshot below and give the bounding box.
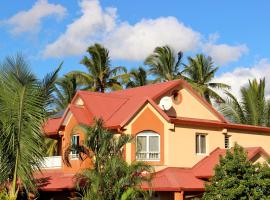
[0,54,60,199]
[54,74,79,113]
[68,43,128,92]
[144,45,183,82]
[220,78,270,126]
[126,67,149,88]
[183,54,230,103]
[64,119,153,200]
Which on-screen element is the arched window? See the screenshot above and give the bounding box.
[136,131,160,161]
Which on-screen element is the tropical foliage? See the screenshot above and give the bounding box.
[126,67,149,88]
[54,74,79,113]
[64,119,153,200]
[144,45,183,82]
[203,143,270,200]
[0,55,59,199]
[183,54,230,103]
[68,43,128,92]
[219,78,270,126]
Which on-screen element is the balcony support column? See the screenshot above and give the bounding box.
[174,191,184,200]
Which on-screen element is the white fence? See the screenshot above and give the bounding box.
[41,156,62,169]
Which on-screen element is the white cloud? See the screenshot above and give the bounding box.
[43,0,117,57]
[104,17,200,60]
[214,59,270,99]
[2,0,66,35]
[203,43,248,66]
[43,0,201,59]
[42,0,248,64]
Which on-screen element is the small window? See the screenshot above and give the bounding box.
[196,134,206,154]
[224,135,230,149]
[136,131,160,161]
[71,135,79,159]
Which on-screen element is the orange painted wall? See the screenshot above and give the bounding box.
[131,107,164,165]
[61,115,92,173]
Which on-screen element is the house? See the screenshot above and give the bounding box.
[41,79,270,200]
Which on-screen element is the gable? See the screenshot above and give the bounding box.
[250,153,269,164]
[161,87,222,121]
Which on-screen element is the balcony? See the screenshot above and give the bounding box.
[41,156,62,169]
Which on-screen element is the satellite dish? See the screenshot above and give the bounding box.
[159,96,172,111]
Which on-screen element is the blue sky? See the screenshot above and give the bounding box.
[0,0,270,97]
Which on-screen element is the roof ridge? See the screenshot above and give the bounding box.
[105,98,131,124]
[78,90,129,99]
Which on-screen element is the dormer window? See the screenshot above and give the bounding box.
[136,131,160,161]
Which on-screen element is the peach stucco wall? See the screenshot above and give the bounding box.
[124,102,270,170]
[159,87,220,121]
[61,114,92,173]
[165,125,270,168]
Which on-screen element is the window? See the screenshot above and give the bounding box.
[136,131,160,161]
[224,135,230,149]
[196,134,206,154]
[71,135,79,159]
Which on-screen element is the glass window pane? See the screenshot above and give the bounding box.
[196,135,200,153]
[200,135,206,154]
[137,136,147,152]
[149,136,159,152]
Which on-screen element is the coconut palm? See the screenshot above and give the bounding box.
[68,43,127,92]
[54,74,79,113]
[144,45,183,82]
[64,119,153,200]
[126,67,149,88]
[0,54,60,199]
[220,78,270,126]
[183,54,230,104]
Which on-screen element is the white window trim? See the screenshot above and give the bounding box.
[70,134,80,160]
[136,131,160,161]
[196,134,207,155]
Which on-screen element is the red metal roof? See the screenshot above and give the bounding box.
[192,147,270,178]
[43,118,62,136]
[36,147,269,192]
[35,170,75,191]
[141,167,205,192]
[43,79,270,135]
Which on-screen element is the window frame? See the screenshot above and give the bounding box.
[136,131,160,161]
[196,133,207,155]
[70,134,80,159]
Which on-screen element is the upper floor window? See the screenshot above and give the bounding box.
[136,131,160,161]
[71,135,79,159]
[224,135,230,149]
[196,134,206,154]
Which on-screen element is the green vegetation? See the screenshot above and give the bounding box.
[203,144,270,200]
[64,119,153,200]
[220,78,270,126]
[68,43,128,92]
[0,43,269,199]
[0,54,59,199]
[183,54,230,104]
[144,45,183,82]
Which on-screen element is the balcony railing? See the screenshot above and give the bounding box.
[41,156,62,169]
[136,152,160,161]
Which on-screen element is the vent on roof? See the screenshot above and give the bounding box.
[159,96,172,111]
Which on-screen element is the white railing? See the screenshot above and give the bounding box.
[136,152,160,161]
[41,156,62,169]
